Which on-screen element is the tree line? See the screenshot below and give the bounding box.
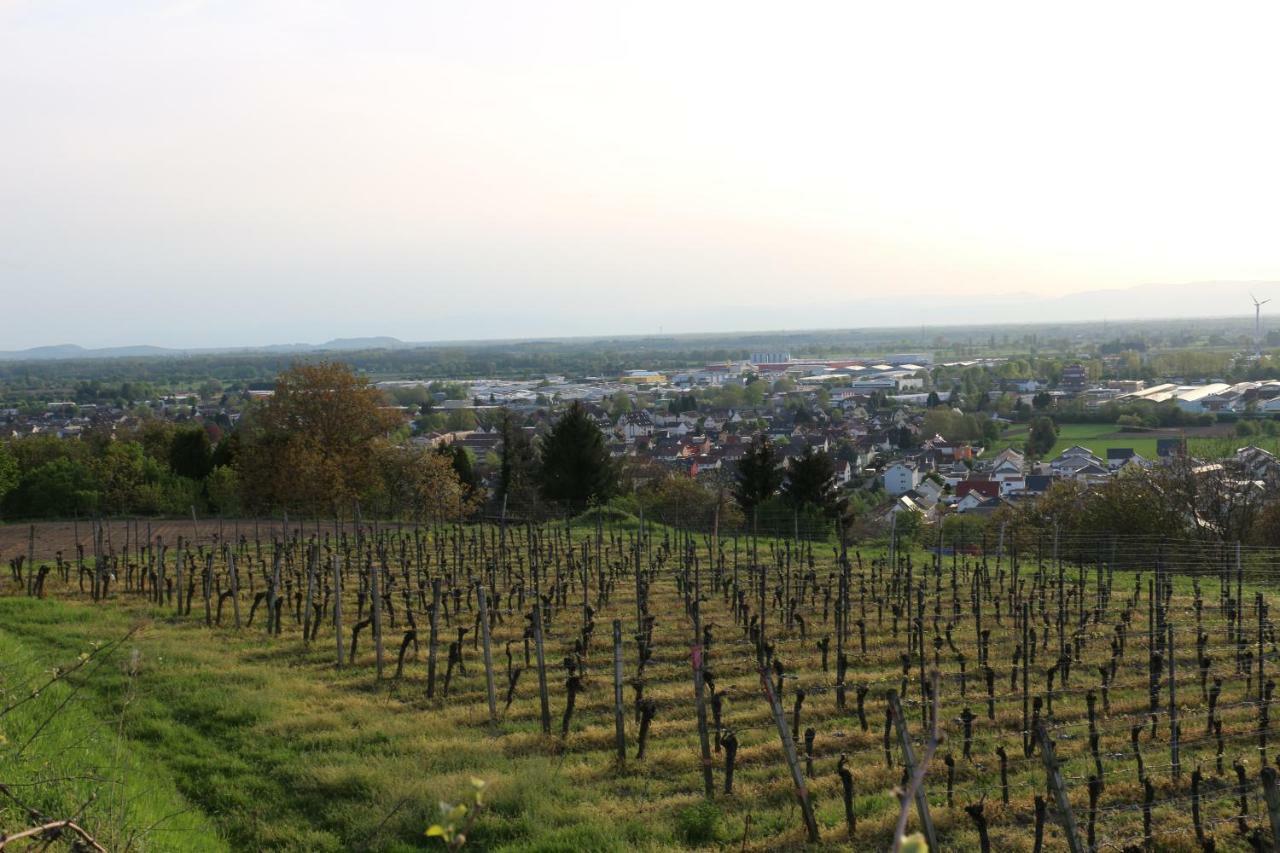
[0,362,853,533]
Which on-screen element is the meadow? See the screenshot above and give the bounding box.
[987,420,1275,463]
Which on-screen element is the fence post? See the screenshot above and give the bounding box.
[302,544,315,645]
[613,619,626,767]
[426,578,440,696]
[1262,766,1280,847]
[533,605,552,735]
[229,551,242,629]
[888,690,939,852]
[1168,620,1180,783]
[759,663,819,843]
[332,554,344,668]
[371,553,384,678]
[692,603,714,799]
[478,585,497,722]
[1036,722,1085,853]
[176,541,185,615]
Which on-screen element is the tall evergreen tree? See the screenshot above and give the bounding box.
[782,447,839,516]
[497,411,538,510]
[733,434,783,515]
[536,401,616,508]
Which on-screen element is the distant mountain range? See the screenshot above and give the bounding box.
[4,280,1278,361]
[0,337,416,362]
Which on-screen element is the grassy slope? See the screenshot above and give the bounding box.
[0,596,684,852]
[0,601,227,852]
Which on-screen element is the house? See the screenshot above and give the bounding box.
[1067,462,1112,485]
[881,490,937,522]
[617,410,655,441]
[1156,437,1187,458]
[834,459,853,487]
[955,491,989,512]
[915,476,945,504]
[1050,446,1105,476]
[922,435,974,461]
[883,462,920,496]
[1018,474,1054,496]
[1105,448,1137,470]
[955,480,1000,502]
[1235,446,1280,488]
[1002,378,1041,394]
[990,448,1025,476]
[1061,363,1089,393]
[960,496,1008,517]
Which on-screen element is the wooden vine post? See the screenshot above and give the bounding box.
[332,553,344,668]
[1036,722,1085,853]
[426,578,440,696]
[1261,766,1280,846]
[613,619,626,766]
[692,602,714,799]
[760,662,819,843]
[888,689,939,852]
[371,553,384,678]
[533,605,552,735]
[478,585,497,722]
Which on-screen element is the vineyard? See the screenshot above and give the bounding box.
[4,517,1280,852]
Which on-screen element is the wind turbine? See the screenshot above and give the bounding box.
[1252,293,1271,360]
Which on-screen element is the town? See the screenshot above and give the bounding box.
[6,339,1280,541]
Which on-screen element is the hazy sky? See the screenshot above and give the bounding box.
[4,1,1280,349]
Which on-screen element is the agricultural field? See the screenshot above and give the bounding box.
[2,520,1279,851]
[987,421,1264,462]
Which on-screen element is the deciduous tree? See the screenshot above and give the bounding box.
[238,362,400,514]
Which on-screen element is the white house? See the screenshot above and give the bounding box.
[617,410,655,441]
[883,462,920,496]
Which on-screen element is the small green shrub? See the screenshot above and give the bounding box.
[674,801,722,846]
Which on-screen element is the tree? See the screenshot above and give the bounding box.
[445,408,477,432]
[238,362,400,514]
[536,401,617,508]
[639,476,741,529]
[437,442,480,494]
[496,412,538,512]
[205,465,241,515]
[93,441,147,510]
[369,443,481,522]
[1026,416,1058,458]
[0,443,17,510]
[610,394,633,418]
[1032,391,1053,410]
[4,457,100,517]
[170,426,213,480]
[782,447,839,516]
[926,390,941,408]
[733,434,783,515]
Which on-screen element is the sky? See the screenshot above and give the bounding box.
[4,1,1280,349]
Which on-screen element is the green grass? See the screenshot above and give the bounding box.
[0,594,684,852]
[0,602,227,852]
[986,419,1280,464]
[1044,422,1163,460]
